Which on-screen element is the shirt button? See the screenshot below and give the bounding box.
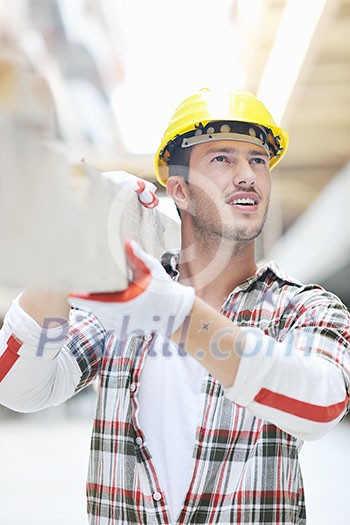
[72,313,84,323]
[135,436,143,446]
[153,491,162,501]
[130,383,137,392]
[143,333,153,342]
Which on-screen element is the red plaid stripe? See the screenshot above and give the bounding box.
[64,260,349,524]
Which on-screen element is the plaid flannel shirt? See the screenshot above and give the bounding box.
[62,259,350,525]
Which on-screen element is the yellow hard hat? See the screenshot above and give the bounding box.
[155,87,289,186]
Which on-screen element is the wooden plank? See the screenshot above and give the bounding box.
[0,127,180,292]
[0,57,180,294]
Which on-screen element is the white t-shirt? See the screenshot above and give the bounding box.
[138,335,206,523]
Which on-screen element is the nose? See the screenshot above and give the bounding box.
[232,159,256,187]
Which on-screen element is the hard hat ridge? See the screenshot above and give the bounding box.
[155,87,289,186]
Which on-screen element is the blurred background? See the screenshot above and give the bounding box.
[0,0,349,524]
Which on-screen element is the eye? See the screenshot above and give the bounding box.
[212,155,228,163]
[251,156,268,166]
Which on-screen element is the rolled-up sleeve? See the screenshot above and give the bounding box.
[224,289,350,441]
[0,296,105,412]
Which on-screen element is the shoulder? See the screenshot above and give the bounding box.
[261,261,350,337]
[258,260,346,305]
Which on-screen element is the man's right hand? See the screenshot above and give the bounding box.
[68,240,195,335]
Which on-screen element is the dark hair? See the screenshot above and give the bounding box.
[168,145,191,182]
[167,145,192,219]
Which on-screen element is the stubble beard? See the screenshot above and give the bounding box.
[188,185,269,244]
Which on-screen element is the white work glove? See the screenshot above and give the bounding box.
[100,170,159,209]
[126,177,159,209]
[68,240,195,335]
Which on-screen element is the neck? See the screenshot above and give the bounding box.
[178,226,257,310]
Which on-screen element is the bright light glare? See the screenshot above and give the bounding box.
[237,0,262,28]
[111,0,246,154]
[257,0,327,124]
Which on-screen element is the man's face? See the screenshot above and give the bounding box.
[186,139,272,242]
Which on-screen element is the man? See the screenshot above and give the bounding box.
[0,88,349,525]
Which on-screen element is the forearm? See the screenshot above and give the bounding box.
[19,288,70,327]
[172,295,242,388]
[173,296,349,440]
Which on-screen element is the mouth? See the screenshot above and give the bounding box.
[226,192,260,212]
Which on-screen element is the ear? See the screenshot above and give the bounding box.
[166,176,190,212]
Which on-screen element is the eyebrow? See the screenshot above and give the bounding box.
[203,146,269,158]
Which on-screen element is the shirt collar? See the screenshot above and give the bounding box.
[160,249,302,290]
